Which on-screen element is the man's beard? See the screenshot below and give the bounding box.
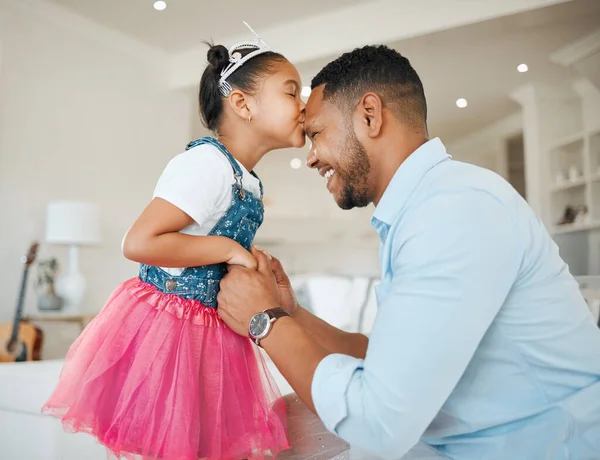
[336,129,371,210]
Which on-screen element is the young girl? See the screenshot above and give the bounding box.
[42,26,306,460]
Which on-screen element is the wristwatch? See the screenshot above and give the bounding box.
[248,307,290,347]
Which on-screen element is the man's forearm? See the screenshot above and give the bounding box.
[292,306,369,359]
[261,316,329,412]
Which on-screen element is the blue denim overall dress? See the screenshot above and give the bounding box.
[138,137,264,308]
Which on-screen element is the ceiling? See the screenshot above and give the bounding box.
[43,0,600,144]
[48,0,374,52]
[296,0,600,142]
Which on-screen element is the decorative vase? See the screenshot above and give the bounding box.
[38,292,63,312]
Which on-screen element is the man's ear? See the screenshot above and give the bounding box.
[358,92,383,138]
[228,90,252,122]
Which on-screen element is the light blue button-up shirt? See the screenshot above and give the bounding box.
[311,138,600,460]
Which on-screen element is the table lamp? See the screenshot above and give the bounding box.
[45,201,101,313]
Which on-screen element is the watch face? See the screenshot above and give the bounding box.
[249,313,270,338]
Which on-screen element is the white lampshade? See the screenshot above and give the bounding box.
[45,201,101,245]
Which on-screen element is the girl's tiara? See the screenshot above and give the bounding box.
[218,22,271,97]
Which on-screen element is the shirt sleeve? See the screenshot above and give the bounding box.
[152,146,230,226]
[311,191,523,459]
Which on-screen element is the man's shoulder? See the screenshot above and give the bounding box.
[416,159,519,208]
[389,160,525,245]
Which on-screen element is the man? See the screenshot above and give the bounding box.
[217,45,600,459]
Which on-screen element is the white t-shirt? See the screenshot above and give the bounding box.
[152,143,261,276]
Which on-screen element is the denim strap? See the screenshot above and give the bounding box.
[186,137,263,198]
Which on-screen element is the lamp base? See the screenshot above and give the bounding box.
[55,272,86,314]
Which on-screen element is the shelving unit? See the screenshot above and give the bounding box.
[552,220,600,235]
[546,81,600,276]
[512,78,600,277]
[550,176,586,192]
[549,118,600,236]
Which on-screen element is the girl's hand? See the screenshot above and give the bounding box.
[226,243,258,270]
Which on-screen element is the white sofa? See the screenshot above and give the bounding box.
[0,356,296,460]
[0,359,448,460]
[0,359,108,460]
[0,358,371,460]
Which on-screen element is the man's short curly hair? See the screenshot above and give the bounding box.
[311,45,427,130]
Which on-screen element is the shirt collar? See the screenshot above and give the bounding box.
[371,137,451,240]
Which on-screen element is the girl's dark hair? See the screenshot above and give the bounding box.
[199,43,286,133]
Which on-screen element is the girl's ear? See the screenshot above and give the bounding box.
[228,90,252,122]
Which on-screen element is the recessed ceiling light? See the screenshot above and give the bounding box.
[290,158,302,169]
[153,1,167,11]
[517,63,529,73]
[301,86,312,98]
[456,98,468,108]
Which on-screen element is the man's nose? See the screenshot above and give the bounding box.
[306,144,318,169]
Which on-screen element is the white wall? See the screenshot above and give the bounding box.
[446,113,523,178]
[0,5,193,322]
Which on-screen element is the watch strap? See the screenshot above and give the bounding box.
[265,307,291,320]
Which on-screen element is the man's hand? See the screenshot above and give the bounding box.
[269,255,300,315]
[269,251,369,359]
[217,247,279,337]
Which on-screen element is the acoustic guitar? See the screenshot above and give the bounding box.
[0,242,44,363]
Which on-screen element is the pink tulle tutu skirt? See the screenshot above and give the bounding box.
[42,278,290,460]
